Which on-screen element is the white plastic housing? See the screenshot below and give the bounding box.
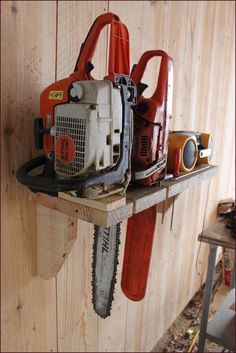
[54,80,123,177]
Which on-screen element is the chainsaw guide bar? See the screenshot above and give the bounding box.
[92,224,121,318]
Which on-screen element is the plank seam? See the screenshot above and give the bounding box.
[55,0,59,82]
[195,179,212,287]
[55,275,59,352]
[55,2,59,351]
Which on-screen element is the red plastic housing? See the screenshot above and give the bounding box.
[40,13,130,157]
[121,206,157,301]
[121,50,173,302]
[131,50,173,185]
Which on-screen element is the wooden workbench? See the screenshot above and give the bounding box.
[198,219,235,351]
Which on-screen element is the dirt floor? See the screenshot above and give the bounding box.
[152,263,234,352]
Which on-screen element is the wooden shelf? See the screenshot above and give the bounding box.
[32,164,217,279]
[31,192,133,228]
[32,164,217,227]
[128,165,217,214]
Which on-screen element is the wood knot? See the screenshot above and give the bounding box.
[16,303,22,310]
[4,126,14,136]
[11,5,17,13]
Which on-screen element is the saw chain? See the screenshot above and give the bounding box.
[92,224,121,318]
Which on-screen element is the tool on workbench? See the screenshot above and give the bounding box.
[121,50,173,301]
[16,13,136,318]
[218,200,235,238]
[167,131,212,174]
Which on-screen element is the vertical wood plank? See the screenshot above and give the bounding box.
[37,205,78,280]
[108,1,235,352]
[56,220,97,352]
[1,1,57,351]
[56,0,109,81]
[55,2,108,352]
[2,1,234,352]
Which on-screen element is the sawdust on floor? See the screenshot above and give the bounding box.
[152,265,233,352]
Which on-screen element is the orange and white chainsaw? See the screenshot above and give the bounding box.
[17,13,136,318]
[121,51,173,301]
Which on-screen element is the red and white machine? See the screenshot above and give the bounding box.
[17,13,136,319]
[17,13,136,200]
[16,12,174,313]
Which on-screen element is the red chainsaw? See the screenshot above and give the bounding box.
[16,12,136,318]
[121,50,173,301]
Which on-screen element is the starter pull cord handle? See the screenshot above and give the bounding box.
[131,50,173,103]
[74,12,130,80]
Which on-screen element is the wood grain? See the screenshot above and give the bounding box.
[162,165,217,198]
[56,220,98,352]
[1,1,235,352]
[127,185,167,214]
[110,1,235,351]
[59,192,126,212]
[55,2,108,352]
[31,192,133,227]
[37,205,78,279]
[198,219,235,249]
[1,1,57,351]
[127,165,217,214]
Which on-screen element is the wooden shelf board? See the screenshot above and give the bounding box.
[127,185,167,214]
[58,192,126,211]
[127,165,217,214]
[161,165,217,198]
[32,165,217,279]
[31,165,217,225]
[31,192,133,227]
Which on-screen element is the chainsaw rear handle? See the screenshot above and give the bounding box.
[131,50,172,102]
[74,12,130,80]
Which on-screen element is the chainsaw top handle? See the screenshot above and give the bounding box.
[131,50,173,103]
[73,12,130,81]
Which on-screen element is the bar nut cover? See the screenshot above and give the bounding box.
[55,134,76,165]
[167,132,198,173]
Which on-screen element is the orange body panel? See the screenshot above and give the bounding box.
[40,12,130,157]
[121,206,157,301]
[131,51,173,185]
[40,77,74,156]
[121,50,173,302]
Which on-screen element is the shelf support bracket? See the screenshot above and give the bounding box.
[37,204,78,279]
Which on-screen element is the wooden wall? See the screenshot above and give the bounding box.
[1,1,235,352]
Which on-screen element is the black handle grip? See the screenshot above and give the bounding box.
[34,118,50,150]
